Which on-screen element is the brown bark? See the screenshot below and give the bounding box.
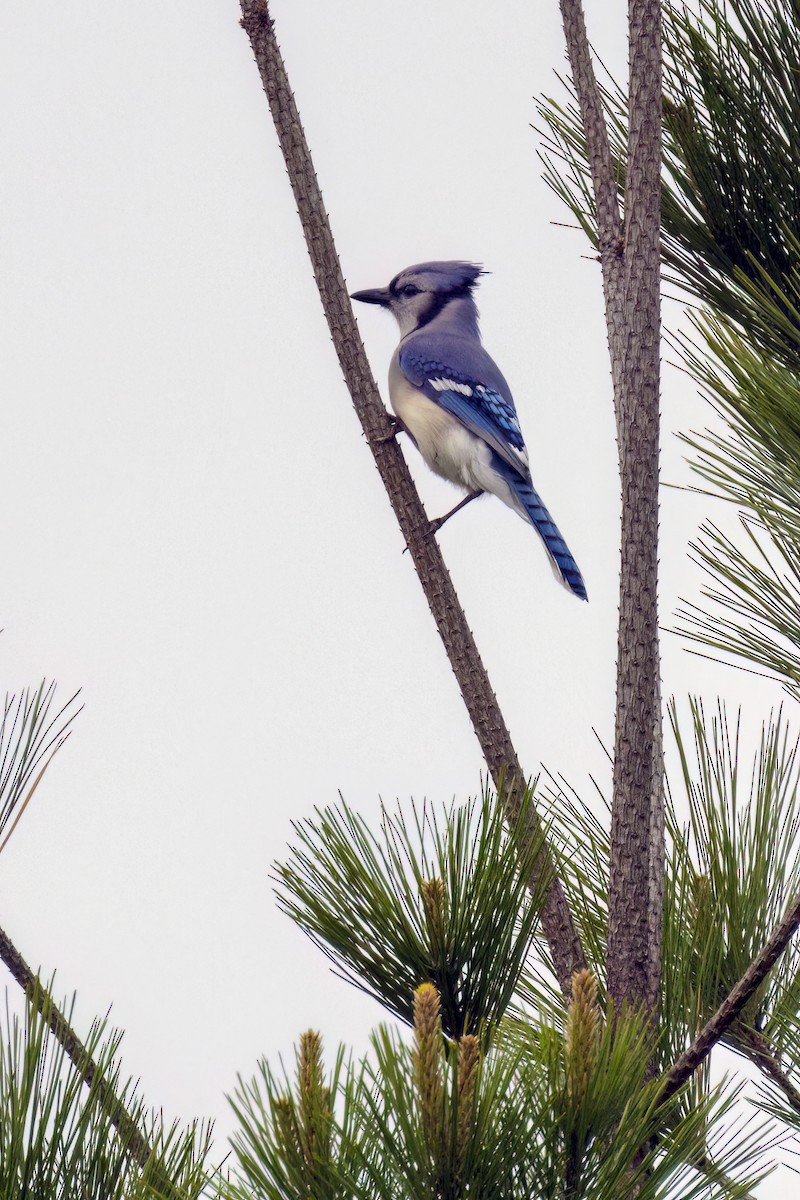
[558,0,625,395]
[607,0,663,1019]
[238,0,585,994]
[559,0,663,1018]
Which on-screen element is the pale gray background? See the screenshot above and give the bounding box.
[0,0,789,1188]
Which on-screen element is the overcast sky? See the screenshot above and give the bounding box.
[0,0,791,1189]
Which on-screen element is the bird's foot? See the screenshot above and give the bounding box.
[402,522,434,554]
[429,490,483,533]
[373,415,404,444]
[401,491,484,554]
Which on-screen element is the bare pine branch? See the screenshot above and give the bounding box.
[558,0,626,418]
[558,0,663,1018]
[238,0,584,993]
[608,0,664,1019]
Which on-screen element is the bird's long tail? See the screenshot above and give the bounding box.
[494,459,587,600]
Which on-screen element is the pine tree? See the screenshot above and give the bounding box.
[4,2,800,1197]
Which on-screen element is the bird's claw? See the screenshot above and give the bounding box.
[401,492,483,554]
[402,519,442,554]
[374,415,404,445]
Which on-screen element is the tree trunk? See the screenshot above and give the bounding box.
[606,0,663,1019]
[559,0,663,1018]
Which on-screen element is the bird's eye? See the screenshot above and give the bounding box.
[400,283,421,297]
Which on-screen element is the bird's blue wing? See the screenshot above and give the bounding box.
[399,337,530,479]
[400,331,586,598]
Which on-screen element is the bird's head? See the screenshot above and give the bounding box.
[351,261,484,336]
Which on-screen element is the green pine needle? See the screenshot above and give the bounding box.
[272,787,552,1040]
[0,984,216,1200]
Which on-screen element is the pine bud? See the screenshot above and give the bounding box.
[297,1030,331,1170]
[421,877,446,956]
[565,969,601,1104]
[414,982,445,1161]
[456,1034,480,1175]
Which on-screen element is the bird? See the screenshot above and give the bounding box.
[350,260,587,600]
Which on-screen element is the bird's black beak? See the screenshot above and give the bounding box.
[350,287,392,307]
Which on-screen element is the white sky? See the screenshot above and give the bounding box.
[0,0,792,1190]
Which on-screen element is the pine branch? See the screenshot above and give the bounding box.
[237,0,585,994]
[663,891,800,1101]
[733,1022,800,1116]
[0,922,153,1170]
[607,0,664,1020]
[557,0,624,384]
[558,0,663,1018]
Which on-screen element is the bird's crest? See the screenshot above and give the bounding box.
[389,261,485,297]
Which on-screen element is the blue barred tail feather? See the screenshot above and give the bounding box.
[507,474,587,601]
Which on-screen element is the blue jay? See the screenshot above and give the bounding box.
[351,261,587,600]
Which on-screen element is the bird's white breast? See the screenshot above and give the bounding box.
[388,355,503,498]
